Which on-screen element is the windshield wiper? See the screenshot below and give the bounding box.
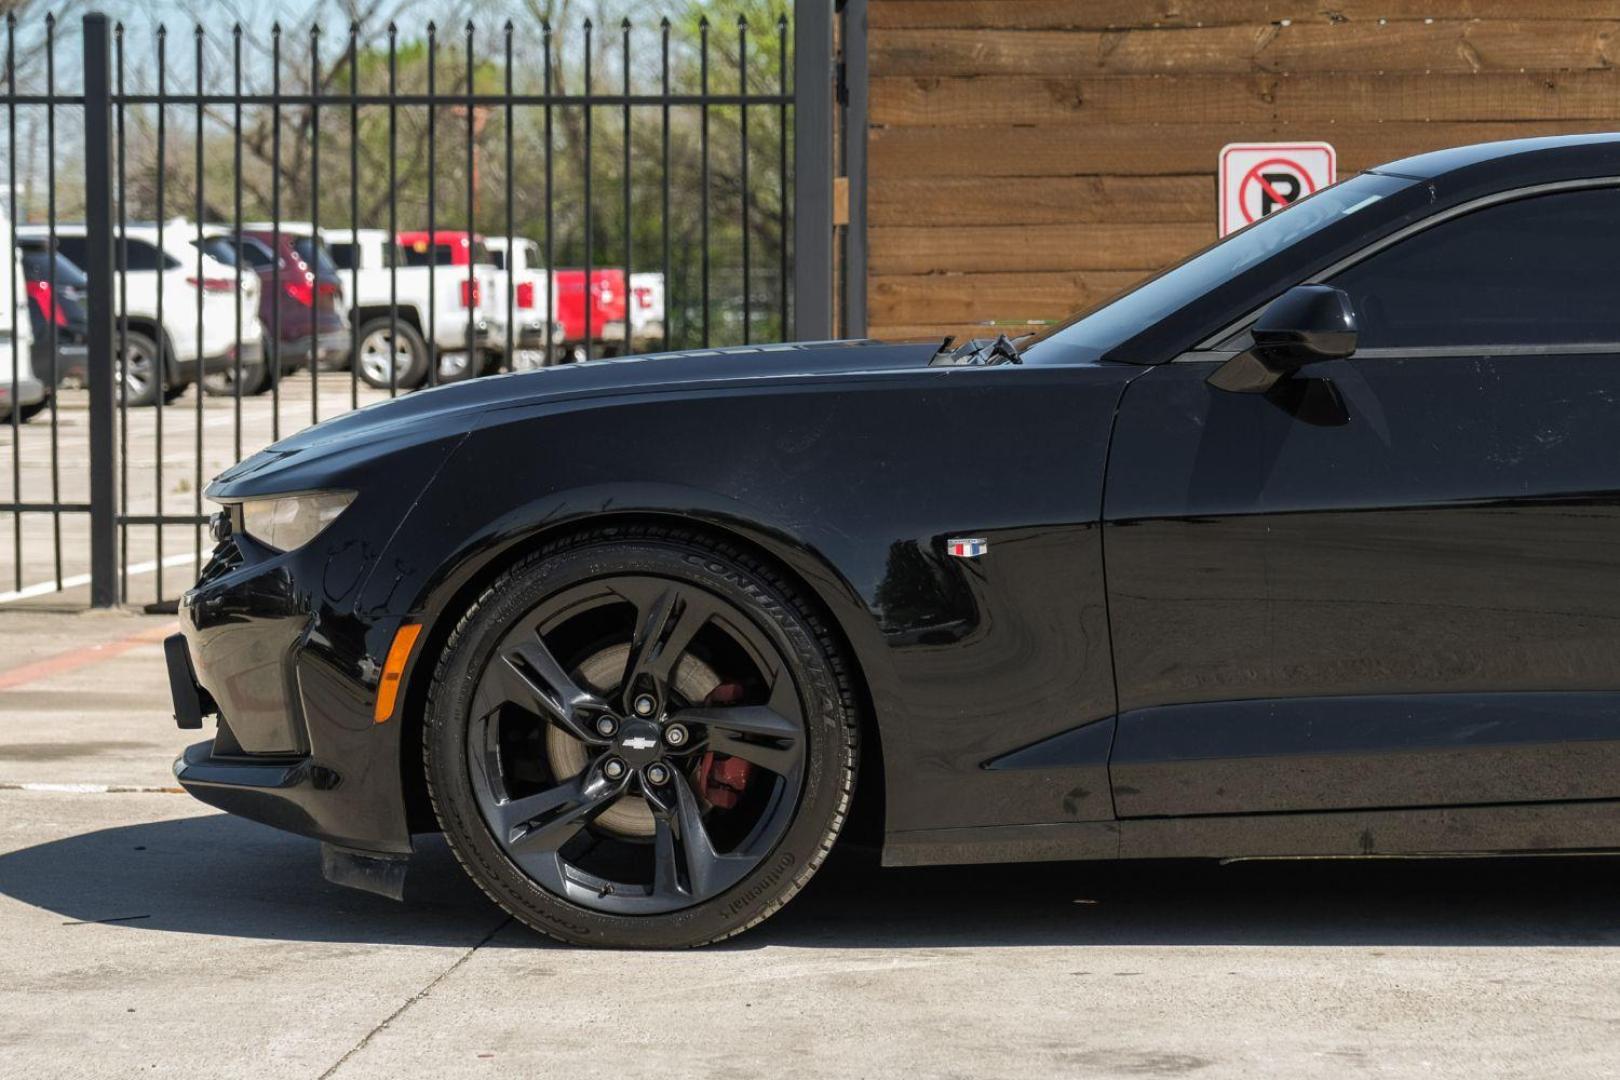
[929,333,1025,367]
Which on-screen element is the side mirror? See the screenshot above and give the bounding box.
[1208,284,1357,394]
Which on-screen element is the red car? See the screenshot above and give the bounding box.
[198,225,350,389]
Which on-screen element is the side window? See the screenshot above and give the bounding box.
[400,242,454,267]
[1330,187,1620,349]
[236,239,276,270]
[195,236,239,267]
[54,235,88,268]
[123,239,180,271]
[56,234,178,274]
[327,242,355,271]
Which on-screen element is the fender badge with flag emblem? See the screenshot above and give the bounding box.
[947,538,989,558]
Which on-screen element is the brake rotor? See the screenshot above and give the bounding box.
[547,643,720,839]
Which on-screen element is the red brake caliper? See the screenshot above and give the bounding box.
[695,682,753,809]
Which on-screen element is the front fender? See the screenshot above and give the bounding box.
[364,366,1132,837]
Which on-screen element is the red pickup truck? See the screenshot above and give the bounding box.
[553,268,628,359]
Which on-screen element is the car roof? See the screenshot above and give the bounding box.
[319,227,390,243]
[241,221,316,237]
[17,221,197,247]
[1371,132,1620,191]
[397,230,481,242]
[483,236,537,250]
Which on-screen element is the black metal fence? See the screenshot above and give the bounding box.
[1,6,839,612]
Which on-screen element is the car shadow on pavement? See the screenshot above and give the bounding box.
[4,812,1620,950]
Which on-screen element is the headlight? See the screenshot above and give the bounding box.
[238,491,354,552]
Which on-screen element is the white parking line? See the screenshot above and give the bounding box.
[0,551,199,605]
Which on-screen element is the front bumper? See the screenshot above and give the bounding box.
[172,738,350,845]
[487,318,564,352]
[433,318,491,353]
[163,510,432,856]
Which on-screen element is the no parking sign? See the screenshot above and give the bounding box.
[1218,142,1336,237]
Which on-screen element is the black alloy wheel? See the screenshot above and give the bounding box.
[424,527,858,947]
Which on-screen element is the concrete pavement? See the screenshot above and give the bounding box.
[2,609,1620,1078]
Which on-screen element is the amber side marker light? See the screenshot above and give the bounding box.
[374,623,424,724]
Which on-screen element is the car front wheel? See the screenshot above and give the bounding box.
[424,526,858,948]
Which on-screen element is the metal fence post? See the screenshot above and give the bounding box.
[841,0,868,338]
[793,0,835,340]
[83,12,118,607]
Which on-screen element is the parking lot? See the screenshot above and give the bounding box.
[2,379,1620,1078]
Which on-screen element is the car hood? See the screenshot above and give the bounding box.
[208,338,940,498]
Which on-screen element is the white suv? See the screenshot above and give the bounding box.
[0,203,39,420]
[22,221,263,405]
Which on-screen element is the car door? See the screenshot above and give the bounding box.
[1103,181,1620,818]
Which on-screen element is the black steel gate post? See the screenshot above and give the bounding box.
[841,0,868,338]
[83,12,118,608]
[793,0,834,340]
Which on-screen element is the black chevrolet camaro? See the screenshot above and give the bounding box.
[168,135,1620,947]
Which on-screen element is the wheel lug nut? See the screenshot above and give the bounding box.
[633,694,658,717]
[664,723,689,748]
[645,762,670,786]
[602,758,626,780]
[594,715,618,737]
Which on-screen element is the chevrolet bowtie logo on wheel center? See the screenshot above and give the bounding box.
[615,719,666,765]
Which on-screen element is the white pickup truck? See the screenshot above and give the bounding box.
[320,226,492,389]
[484,236,564,370]
[24,221,262,405]
[485,237,666,367]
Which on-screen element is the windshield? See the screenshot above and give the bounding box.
[1024,172,1413,360]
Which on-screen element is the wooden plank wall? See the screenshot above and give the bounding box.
[866,0,1620,342]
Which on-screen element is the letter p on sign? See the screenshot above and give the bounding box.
[1219,142,1336,237]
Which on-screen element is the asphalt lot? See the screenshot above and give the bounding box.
[4,380,1620,1078]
